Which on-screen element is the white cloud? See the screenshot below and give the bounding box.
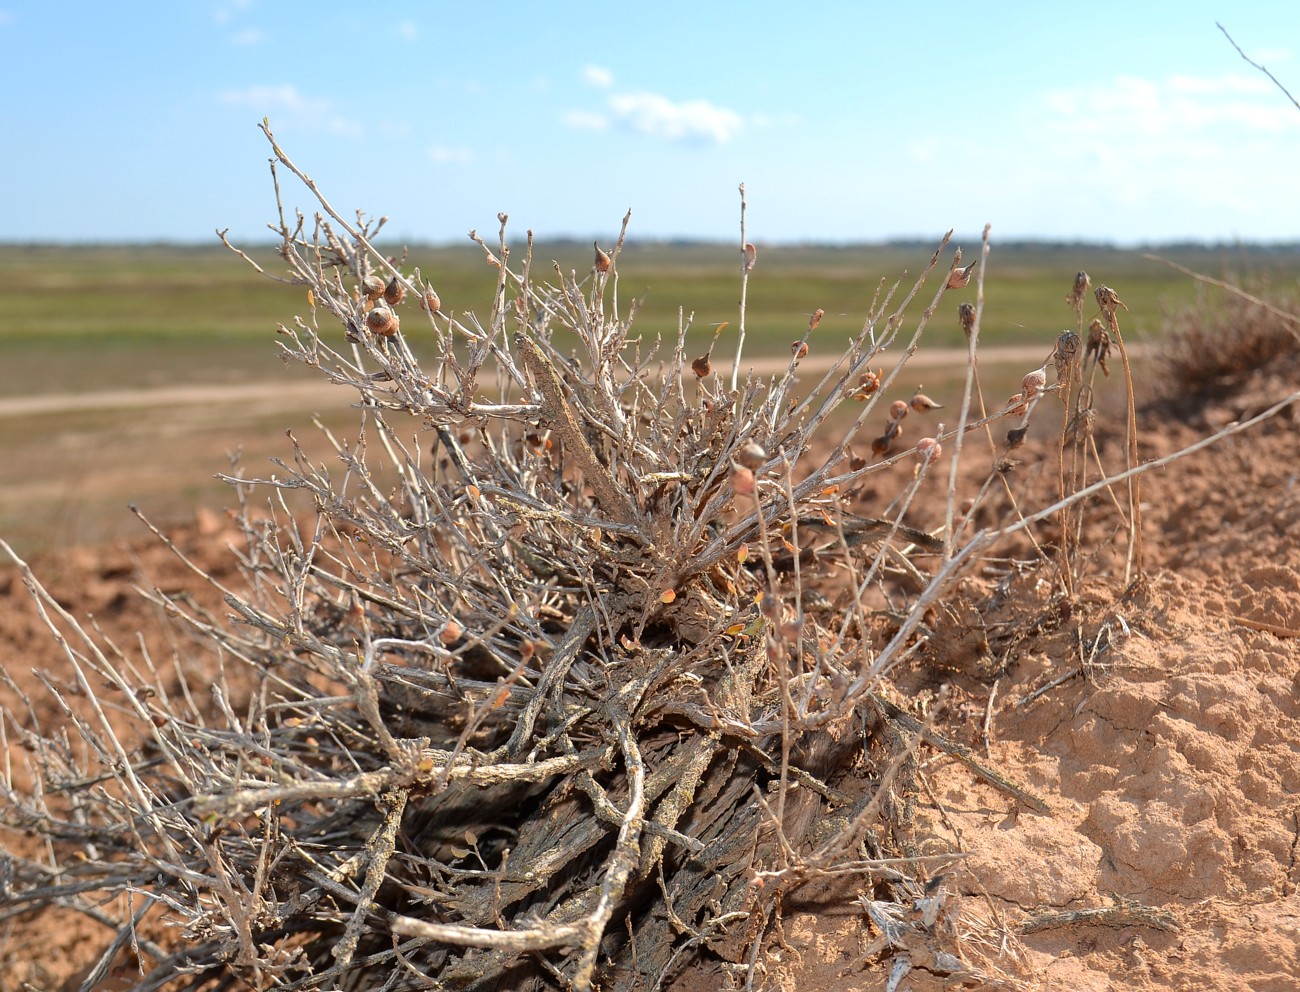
[583,65,615,89]
[429,146,475,165]
[560,109,608,131]
[606,91,743,144]
[217,85,362,138]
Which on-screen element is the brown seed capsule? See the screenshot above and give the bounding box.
[791,340,809,360]
[383,275,406,306]
[916,436,942,461]
[692,354,713,378]
[1006,393,1028,416]
[730,465,756,495]
[910,390,943,412]
[420,288,442,313]
[438,619,463,645]
[849,452,867,471]
[858,368,882,394]
[743,242,757,271]
[736,441,767,469]
[594,242,612,273]
[1022,367,1047,399]
[366,306,399,337]
[883,419,903,442]
[888,399,909,421]
[946,261,978,289]
[808,308,825,331]
[1006,426,1028,447]
[361,275,385,302]
[871,434,893,457]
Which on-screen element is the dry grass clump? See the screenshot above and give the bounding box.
[1148,277,1300,416]
[4,126,1296,992]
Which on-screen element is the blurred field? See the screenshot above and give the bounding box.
[2,240,1297,553]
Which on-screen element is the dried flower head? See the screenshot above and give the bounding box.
[594,242,612,273]
[1094,284,1128,316]
[858,368,882,394]
[1086,317,1111,377]
[957,301,977,338]
[1066,270,1091,310]
[743,242,757,272]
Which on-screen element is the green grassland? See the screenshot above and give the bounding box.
[4,239,1298,400]
[1,239,1296,553]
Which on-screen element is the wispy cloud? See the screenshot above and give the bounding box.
[565,64,744,146]
[217,85,362,138]
[1001,70,1300,222]
[583,64,615,89]
[429,146,474,165]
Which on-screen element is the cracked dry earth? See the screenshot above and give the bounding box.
[2,361,1298,991]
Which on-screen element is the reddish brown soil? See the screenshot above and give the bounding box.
[2,366,1298,991]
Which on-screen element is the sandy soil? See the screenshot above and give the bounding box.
[1,352,1296,991]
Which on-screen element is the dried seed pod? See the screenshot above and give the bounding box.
[383,275,406,306]
[1006,426,1028,447]
[858,368,882,394]
[888,399,909,421]
[736,441,767,470]
[743,242,757,271]
[910,390,943,413]
[1021,367,1047,399]
[594,242,612,273]
[420,287,442,313]
[957,301,976,338]
[691,354,713,378]
[916,436,942,461]
[730,465,756,495]
[1006,392,1028,416]
[882,419,903,442]
[361,275,385,302]
[808,308,825,331]
[791,340,809,360]
[849,451,867,471]
[366,306,399,337]
[946,261,978,289]
[438,619,463,645]
[871,434,894,457]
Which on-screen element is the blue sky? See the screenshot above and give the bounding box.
[2,2,1298,246]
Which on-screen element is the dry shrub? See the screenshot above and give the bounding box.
[4,128,1296,992]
